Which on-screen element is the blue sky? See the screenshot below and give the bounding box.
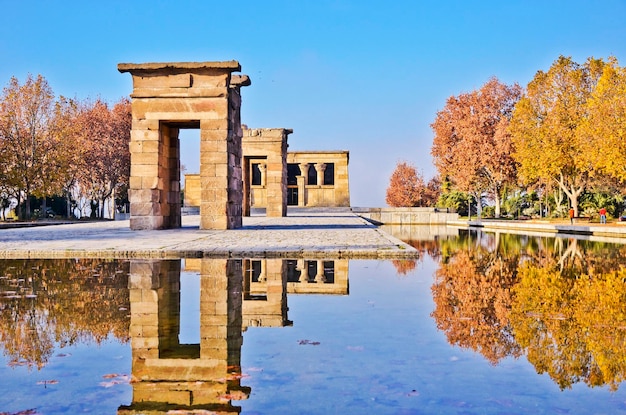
[2,0,625,206]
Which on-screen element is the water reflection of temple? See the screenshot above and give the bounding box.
[119,258,349,413]
[118,259,248,414]
[186,259,349,327]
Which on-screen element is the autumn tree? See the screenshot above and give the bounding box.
[577,57,626,183]
[424,175,441,207]
[75,98,131,219]
[44,96,84,218]
[385,161,426,207]
[509,56,606,217]
[431,77,522,218]
[0,75,61,219]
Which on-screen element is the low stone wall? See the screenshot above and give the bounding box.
[353,207,458,225]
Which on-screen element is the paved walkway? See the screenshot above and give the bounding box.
[448,218,626,242]
[0,209,418,259]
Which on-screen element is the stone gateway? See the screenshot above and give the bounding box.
[118,61,250,230]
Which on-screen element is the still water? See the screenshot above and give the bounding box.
[1,230,626,414]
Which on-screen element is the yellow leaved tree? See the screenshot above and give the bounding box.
[578,58,626,183]
[509,56,606,217]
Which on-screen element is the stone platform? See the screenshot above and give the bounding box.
[0,209,418,259]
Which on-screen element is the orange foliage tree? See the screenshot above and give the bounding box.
[385,162,439,207]
[74,98,131,218]
[0,74,131,220]
[431,77,521,218]
[385,161,427,207]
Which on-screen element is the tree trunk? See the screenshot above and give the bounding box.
[66,191,72,219]
[472,191,483,219]
[24,193,31,220]
[494,192,502,218]
[556,174,583,217]
[111,187,116,220]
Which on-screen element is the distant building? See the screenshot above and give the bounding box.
[184,132,350,211]
[285,151,350,208]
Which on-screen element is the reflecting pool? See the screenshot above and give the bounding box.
[1,231,626,414]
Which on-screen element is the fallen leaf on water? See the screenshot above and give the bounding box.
[298,339,321,346]
[218,390,249,401]
[5,409,41,415]
[7,360,28,368]
[225,372,249,380]
[36,380,59,387]
[99,374,130,388]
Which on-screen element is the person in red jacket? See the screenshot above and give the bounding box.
[599,207,607,224]
[569,207,575,224]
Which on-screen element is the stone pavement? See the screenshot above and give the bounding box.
[0,209,418,259]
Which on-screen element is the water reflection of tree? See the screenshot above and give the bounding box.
[431,243,522,364]
[432,232,626,390]
[0,259,130,369]
[391,240,440,275]
[511,257,626,391]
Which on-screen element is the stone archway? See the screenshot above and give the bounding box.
[118,61,250,230]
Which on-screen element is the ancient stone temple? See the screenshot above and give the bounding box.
[184,149,351,211]
[118,61,250,230]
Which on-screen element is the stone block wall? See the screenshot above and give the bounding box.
[356,207,459,224]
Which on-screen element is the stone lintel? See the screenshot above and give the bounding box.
[231,74,252,87]
[243,128,293,140]
[118,61,241,74]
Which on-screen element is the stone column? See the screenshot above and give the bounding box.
[259,163,267,187]
[297,259,309,283]
[315,163,326,187]
[297,163,309,207]
[315,260,326,283]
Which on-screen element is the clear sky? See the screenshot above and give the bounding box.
[2,0,625,206]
